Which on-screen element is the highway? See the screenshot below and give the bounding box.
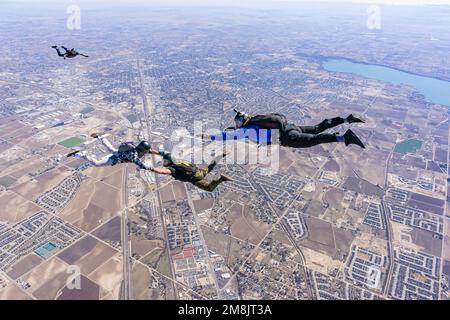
[121,165,133,300]
[184,184,222,295]
[136,57,178,298]
[381,152,394,297]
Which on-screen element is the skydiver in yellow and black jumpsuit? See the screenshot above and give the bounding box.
[149,147,233,192]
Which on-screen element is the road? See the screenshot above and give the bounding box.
[381,152,395,297]
[121,165,133,299]
[136,57,178,298]
[184,184,222,296]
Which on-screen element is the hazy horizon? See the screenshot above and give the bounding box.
[3,0,450,8]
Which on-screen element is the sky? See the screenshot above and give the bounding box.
[5,0,450,5]
[3,0,450,15]
[281,0,450,4]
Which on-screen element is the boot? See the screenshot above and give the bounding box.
[220,174,234,182]
[343,129,365,149]
[67,150,79,157]
[346,114,365,124]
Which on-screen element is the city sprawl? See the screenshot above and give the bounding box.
[0,3,449,300]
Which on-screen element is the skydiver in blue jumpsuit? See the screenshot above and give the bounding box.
[205,109,365,149]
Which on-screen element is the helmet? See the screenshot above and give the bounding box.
[234,108,249,121]
[233,108,249,127]
[136,141,151,153]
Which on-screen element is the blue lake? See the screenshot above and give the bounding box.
[322,58,450,107]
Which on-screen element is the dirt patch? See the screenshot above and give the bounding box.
[24,256,68,299]
[227,203,270,245]
[12,166,70,200]
[58,235,99,265]
[56,275,100,300]
[7,253,43,280]
[323,159,340,172]
[193,198,215,213]
[333,227,355,254]
[89,253,123,299]
[305,200,327,218]
[58,235,117,275]
[102,168,124,189]
[0,283,31,299]
[410,228,442,257]
[132,263,151,300]
[172,181,187,200]
[92,216,121,245]
[60,179,121,232]
[201,225,230,257]
[0,191,41,223]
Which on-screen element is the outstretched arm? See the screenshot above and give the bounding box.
[207,127,266,144]
[132,156,153,170]
[149,149,176,163]
[152,167,172,175]
[206,128,242,141]
[148,149,160,156]
[79,53,89,57]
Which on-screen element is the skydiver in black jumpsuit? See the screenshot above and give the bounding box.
[52,46,89,59]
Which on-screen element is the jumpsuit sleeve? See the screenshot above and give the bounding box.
[209,127,270,144]
[161,151,175,163]
[166,167,176,175]
[133,153,152,170]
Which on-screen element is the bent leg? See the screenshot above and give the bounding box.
[206,154,226,173]
[281,129,338,148]
[54,47,65,57]
[193,178,225,192]
[89,154,115,166]
[100,137,118,153]
[75,152,114,167]
[299,116,346,134]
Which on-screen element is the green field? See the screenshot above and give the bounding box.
[58,137,85,148]
[126,113,139,124]
[80,106,95,114]
[0,175,17,188]
[394,139,423,154]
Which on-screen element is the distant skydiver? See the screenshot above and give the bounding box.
[67,134,153,170]
[148,146,233,192]
[51,46,89,59]
[205,109,366,149]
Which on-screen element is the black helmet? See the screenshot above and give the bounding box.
[233,108,250,123]
[136,140,151,153]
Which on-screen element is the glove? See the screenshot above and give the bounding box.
[143,163,153,171]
